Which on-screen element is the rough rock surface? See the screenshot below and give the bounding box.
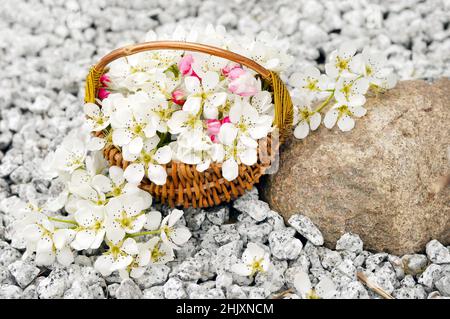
[262,79,450,255]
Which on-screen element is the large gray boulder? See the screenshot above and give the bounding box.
[261,79,450,255]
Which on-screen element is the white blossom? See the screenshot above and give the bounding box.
[231,242,271,276]
[294,271,337,299]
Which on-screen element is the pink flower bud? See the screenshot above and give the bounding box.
[227,67,246,80]
[222,63,241,77]
[100,74,110,86]
[221,116,231,124]
[178,54,194,76]
[98,88,110,100]
[172,89,186,106]
[228,71,258,97]
[210,134,218,143]
[206,119,221,136]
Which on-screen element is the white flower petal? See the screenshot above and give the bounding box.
[122,238,139,255]
[106,223,126,244]
[147,164,167,185]
[323,109,339,129]
[185,76,201,94]
[91,174,113,193]
[309,112,322,131]
[128,137,144,155]
[168,209,184,227]
[124,163,145,184]
[231,263,253,276]
[202,71,219,92]
[145,211,162,231]
[239,147,257,166]
[72,230,96,250]
[337,115,355,132]
[218,123,238,146]
[170,226,191,246]
[222,158,239,181]
[56,246,74,266]
[112,129,133,146]
[316,277,337,299]
[94,254,114,277]
[109,166,125,186]
[84,103,100,117]
[294,121,310,139]
[183,96,202,115]
[294,271,312,296]
[154,146,172,164]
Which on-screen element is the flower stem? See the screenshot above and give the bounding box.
[48,217,78,226]
[315,90,335,113]
[127,229,161,238]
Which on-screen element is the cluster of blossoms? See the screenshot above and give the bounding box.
[12,129,192,279]
[85,25,293,185]
[290,42,397,138]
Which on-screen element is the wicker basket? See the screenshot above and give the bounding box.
[84,41,293,208]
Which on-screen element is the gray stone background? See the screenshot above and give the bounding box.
[0,0,449,299]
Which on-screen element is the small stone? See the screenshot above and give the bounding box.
[338,281,369,299]
[288,214,324,246]
[402,254,428,276]
[143,286,165,299]
[29,95,52,113]
[255,266,285,294]
[426,240,450,264]
[212,240,243,275]
[334,259,356,281]
[115,279,142,299]
[0,242,22,266]
[22,284,38,299]
[213,224,240,245]
[8,260,40,288]
[266,210,286,231]
[205,206,229,225]
[163,278,187,299]
[9,166,31,184]
[226,284,248,299]
[0,284,22,299]
[365,253,388,272]
[37,268,69,299]
[173,258,206,282]
[367,263,398,294]
[107,283,120,298]
[63,280,93,299]
[393,285,427,299]
[319,248,342,270]
[269,229,303,260]
[190,287,225,299]
[134,265,170,289]
[336,233,364,254]
[216,273,233,291]
[0,265,14,285]
[400,275,416,288]
[388,255,406,280]
[243,286,269,299]
[238,222,273,244]
[0,132,12,151]
[74,255,92,267]
[435,275,450,296]
[185,209,205,231]
[233,199,270,222]
[418,264,443,290]
[353,251,371,268]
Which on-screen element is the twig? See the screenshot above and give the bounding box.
[272,288,294,299]
[357,271,395,299]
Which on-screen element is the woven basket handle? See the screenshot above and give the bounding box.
[85,41,293,140]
